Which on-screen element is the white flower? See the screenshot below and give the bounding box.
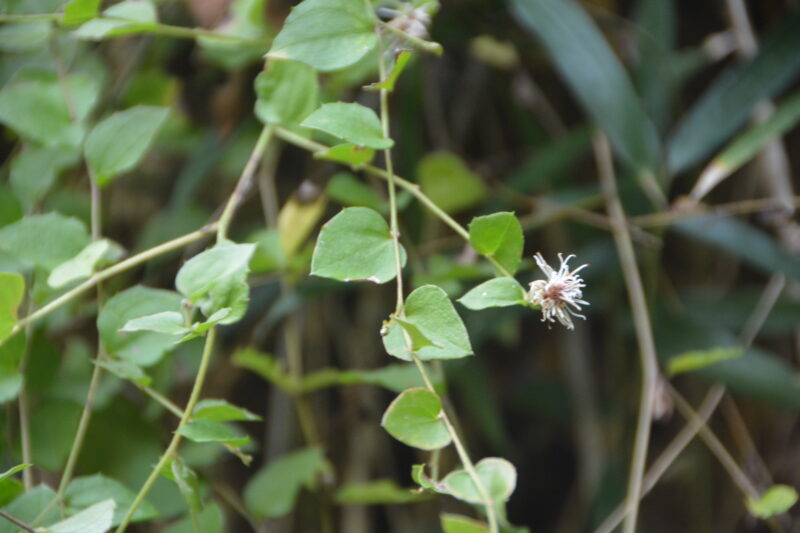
[527,252,589,330]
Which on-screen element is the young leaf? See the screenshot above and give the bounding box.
[63,0,102,25]
[468,212,524,275]
[382,285,473,361]
[411,464,438,491]
[311,207,406,284]
[381,388,452,450]
[171,458,202,513]
[511,0,660,172]
[365,50,413,92]
[97,286,183,366]
[254,59,319,126]
[301,102,393,149]
[314,143,375,168]
[46,499,115,533]
[443,457,517,505]
[85,106,170,186]
[122,311,189,336]
[0,213,90,271]
[177,419,250,447]
[0,464,31,484]
[48,239,124,289]
[244,447,327,518]
[667,347,744,376]
[193,399,261,422]
[458,278,527,310]
[65,474,158,526]
[74,0,159,40]
[0,273,24,344]
[746,484,798,519]
[441,513,489,533]
[334,479,431,504]
[416,151,487,214]
[267,0,378,72]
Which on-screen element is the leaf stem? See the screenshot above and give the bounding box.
[115,327,218,533]
[594,133,659,533]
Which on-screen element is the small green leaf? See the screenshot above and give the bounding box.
[302,102,392,149]
[314,143,375,168]
[311,207,406,284]
[63,0,102,25]
[46,499,115,533]
[94,359,152,387]
[458,278,527,310]
[0,273,24,344]
[411,464,438,491]
[74,0,159,40]
[335,479,431,505]
[177,419,250,447]
[85,106,169,186]
[0,22,51,53]
[0,213,90,271]
[667,347,744,376]
[468,212,524,275]
[746,484,798,519]
[48,239,124,289]
[254,59,319,126]
[395,317,439,352]
[382,285,472,361]
[417,152,487,214]
[247,229,286,274]
[244,447,327,518]
[365,50,412,92]
[443,457,517,504]
[326,172,382,210]
[122,311,188,336]
[193,399,261,422]
[171,458,202,513]
[441,513,489,533]
[65,474,158,526]
[267,0,378,72]
[0,464,31,484]
[381,387,452,450]
[176,242,255,303]
[98,286,184,366]
[10,145,79,208]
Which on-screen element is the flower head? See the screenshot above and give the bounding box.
[527,252,589,330]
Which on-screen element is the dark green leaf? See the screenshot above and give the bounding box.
[0,465,30,484]
[65,474,158,526]
[326,172,382,210]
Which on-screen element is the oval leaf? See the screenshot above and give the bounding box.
[381,388,452,450]
[458,278,527,310]
[302,102,392,149]
[443,457,517,505]
[468,212,524,275]
[176,419,250,448]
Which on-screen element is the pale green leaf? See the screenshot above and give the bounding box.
[94,359,152,387]
[176,242,255,302]
[63,0,102,25]
[746,484,798,519]
[74,0,158,40]
[314,143,375,168]
[255,59,319,126]
[0,213,90,271]
[48,239,124,289]
[334,479,431,505]
[458,278,527,310]
[9,145,79,207]
[667,347,744,376]
[193,399,261,422]
[0,464,30,484]
[171,458,202,513]
[176,419,250,447]
[47,499,115,533]
[441,513,489,533]
[65,474,158,526]
[468,212,524,275]
[122,311,188,336]
[443,457,517,504]
[381,387,451,450]
[302,102,392,149]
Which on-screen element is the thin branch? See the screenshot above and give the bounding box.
[0,510,36,533]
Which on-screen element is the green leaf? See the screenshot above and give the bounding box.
[0,464,30,484]
[48,239,124,289]
[254,59,319,126]
[171,458,202,513]
[267,0,378,72]
[302,102,392,149]
[381,387,452,450]
[667,14,800,173]
[365,50,412,92]
[244,447,327,518]
[85,106,169,186]
[693,89,800,200]
[511,0,660,171]
[443,457,517,504]
[63,0,102,25]
[47,499,115,533]
[411,464,438,491]
[382,285,472,361]
[176,419,250,447]
[163,503,224,533]
[326,172,382,210]
[334,479,431,505]
[97,286,183,366]
[247,229,286,274]
[232,348,293,391]
[122,311,188,336]
[196,0,269,70]
[94,359,152,387]
[416,151,487,214]
[65,474,158,526]
[746,484,798,519]
[314,143,375,168]
[0,478,23,508]
[311,207,406,284]
[458,278,527,310]
[0,22,51,52]
[441,513,489,533]
[9,145,79,207]
[673,216,800,282]
[301,362,442,394]
[193,399,261,422]
[0,213,90,271]
[0,486,59,533]
[0,273,24,344]
[176,242,255,303]
[468,212,524,275]
[74,0,159,40]
[667,347,744,376]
